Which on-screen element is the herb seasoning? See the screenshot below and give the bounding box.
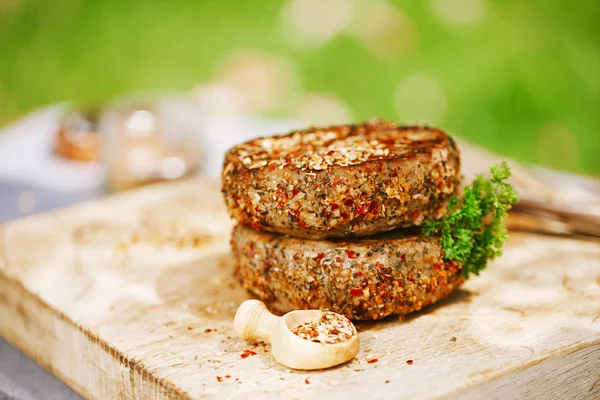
[291,312,355,344]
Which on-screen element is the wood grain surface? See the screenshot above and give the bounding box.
[0,179,599,400]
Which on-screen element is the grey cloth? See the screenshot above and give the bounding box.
[0,182,99,400]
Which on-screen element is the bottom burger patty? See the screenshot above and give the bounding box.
[231,224,464,320]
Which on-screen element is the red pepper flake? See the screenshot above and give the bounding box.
[315,253,325,263]
[291,188,300,198]
[356,203,370,216]
[216,376,223,382]
[275,187,287,199]
[368,358,378,364]
[385,380,390,384]
[333,178,344,186]
[251,220,261,230]
[340,212,350,220]
[241,349,257,359]
[298,219,309,230]
[305,378,310,384]
[398,315,406,321]
[225,375,231,379]
[252,342,259,347]
[344,198,353,207]
[204,328,213,333]
[327,150,335,156]
[406,359,413,365]
[436,179,444,189]
[268,164,276,172]
[345,250,356,259]
[349,287,363,297]
[433,263,443,271]
[330,203,339,211]
[409,209,420,220]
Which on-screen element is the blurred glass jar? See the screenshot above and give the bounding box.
[100,92,203,192]
[54,106,102,161]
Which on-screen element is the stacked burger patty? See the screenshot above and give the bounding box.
[222,120,463,320]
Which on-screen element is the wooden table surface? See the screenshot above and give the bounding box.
[0,179,599,399]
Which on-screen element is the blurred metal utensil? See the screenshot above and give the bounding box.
[458,138,600,237]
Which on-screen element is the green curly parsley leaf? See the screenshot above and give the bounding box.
[424,161,519,279]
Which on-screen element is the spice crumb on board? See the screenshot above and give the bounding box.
[450,336,457,342]
[216,376,223,382]
[406,360,413,365]
[241,349,257,359]
[367,358,378,364]
[305,378,310,384]
[385,380,390,384]
[291,312,355,344]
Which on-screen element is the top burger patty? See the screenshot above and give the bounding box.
[221,120,461,239]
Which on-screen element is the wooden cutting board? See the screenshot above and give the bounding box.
[0,179,599,400]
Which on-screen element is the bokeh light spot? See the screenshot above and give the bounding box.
[430,0,486,26]
[296,93,354,126]
[190,83,244,116]
[126,110,156,138]
[280,0,356,47]
[394,73,447,124]
[215,50,298,114]
[350,0,415,58]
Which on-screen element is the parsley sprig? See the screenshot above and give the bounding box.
[424,161,519,278]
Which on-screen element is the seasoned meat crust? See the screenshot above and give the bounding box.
[231,224,464,321]
[222,120,461,239]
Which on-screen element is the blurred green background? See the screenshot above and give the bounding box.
[0,0,598,174]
